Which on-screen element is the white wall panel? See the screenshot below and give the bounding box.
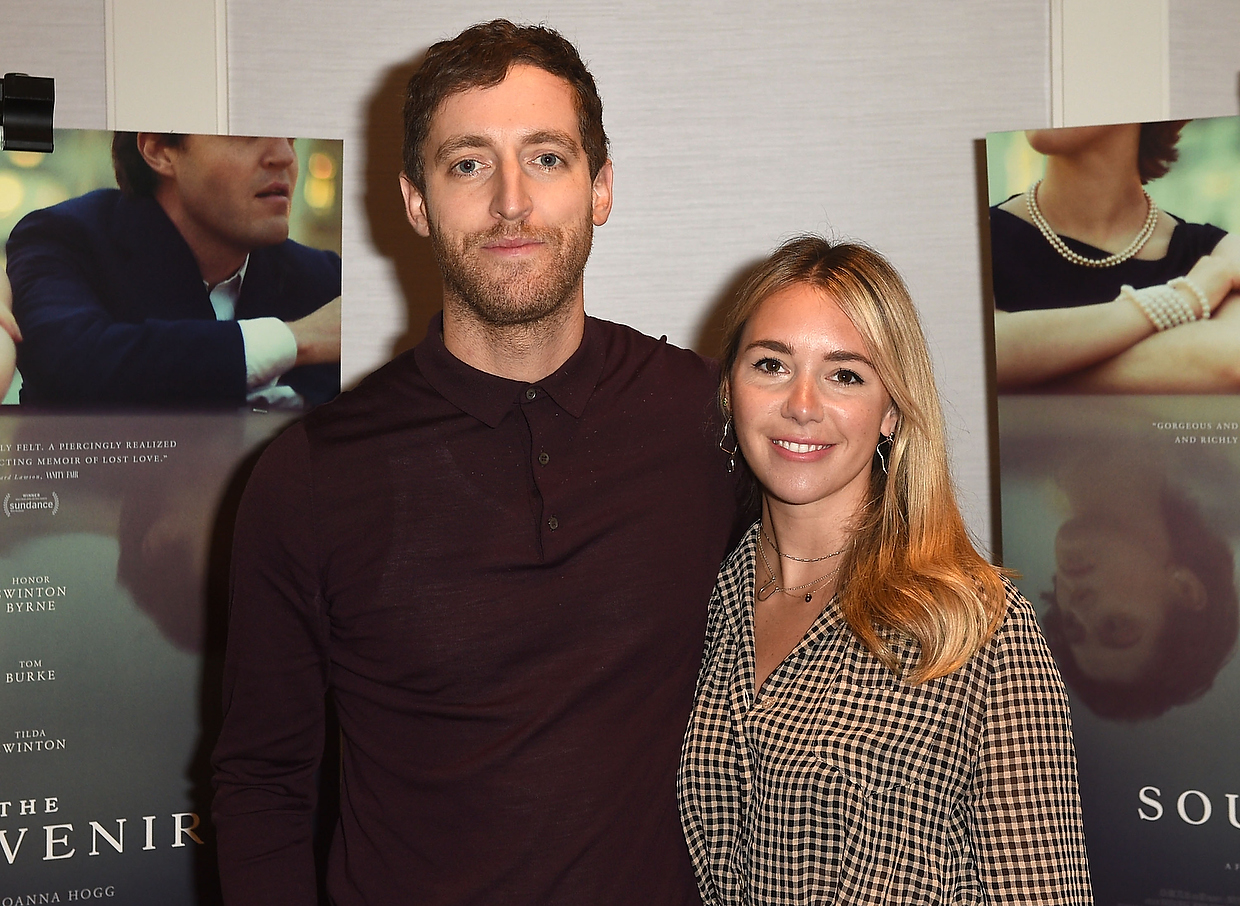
[1169,0,1240,118]
[0,0,107,130]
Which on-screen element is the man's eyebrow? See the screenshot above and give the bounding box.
[434,135,490,165]
[521,130,581,155]
[433,130,582,166]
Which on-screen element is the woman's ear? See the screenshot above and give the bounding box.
[880,404,899,438]
[1169,567,1208,612]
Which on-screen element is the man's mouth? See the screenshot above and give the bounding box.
[485,237,541,250]
[256,183,291,200]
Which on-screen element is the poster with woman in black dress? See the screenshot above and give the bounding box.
[987,117,1240,906]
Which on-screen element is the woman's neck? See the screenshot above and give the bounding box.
[761,494,862,590]
[1035,142,1148,250]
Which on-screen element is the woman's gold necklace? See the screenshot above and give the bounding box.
[756,531,845,603]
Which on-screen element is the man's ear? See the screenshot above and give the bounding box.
[136,133,178,179]
[399,174,431,238]
[591,159,614,227]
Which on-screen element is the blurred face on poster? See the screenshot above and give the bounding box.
[1052,514,1203,683]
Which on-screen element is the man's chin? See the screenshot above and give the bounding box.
[452,288,577,329]
[248,220,292,247]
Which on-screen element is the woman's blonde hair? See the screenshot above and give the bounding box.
[720,236,1006,683]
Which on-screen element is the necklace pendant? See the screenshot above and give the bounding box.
[805,593,813,603]
[756,577,777,601]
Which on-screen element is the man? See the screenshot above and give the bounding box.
[6,132,341,406]
[212,20,742,906]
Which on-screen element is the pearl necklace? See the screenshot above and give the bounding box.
[1025,179,1158,268]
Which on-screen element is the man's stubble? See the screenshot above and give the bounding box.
[429,212,594,331]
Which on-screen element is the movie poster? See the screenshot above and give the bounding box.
[987,118,1240,905]
[0,129,343,904]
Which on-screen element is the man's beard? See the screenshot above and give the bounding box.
[430,215,593,328]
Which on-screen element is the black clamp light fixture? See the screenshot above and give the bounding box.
[0,73,55,152]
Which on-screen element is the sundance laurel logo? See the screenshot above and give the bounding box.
[3,491,60,517]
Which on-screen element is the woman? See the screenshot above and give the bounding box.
[991,122,1240,392]
[679,237,1092,905]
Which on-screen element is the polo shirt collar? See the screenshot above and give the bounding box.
[414,312,606,428]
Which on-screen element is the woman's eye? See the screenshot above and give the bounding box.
[754,358,784,374]
[833,369,863,386]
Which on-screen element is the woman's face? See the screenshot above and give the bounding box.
[1052,515,1187,683]
[728,283,897,516]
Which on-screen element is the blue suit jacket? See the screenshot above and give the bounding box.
[7,188,341,407]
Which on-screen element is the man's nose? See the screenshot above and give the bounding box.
[263,138,297,168]
[491,161,533,223]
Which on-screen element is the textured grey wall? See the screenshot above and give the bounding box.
[1170,0,1240,118]
[0,0,106,130]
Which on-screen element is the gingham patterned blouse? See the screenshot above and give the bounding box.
[678,524,1093,905]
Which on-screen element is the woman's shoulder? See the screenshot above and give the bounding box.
[1167,215,1228,258]
[714,521,760,601]
[973,577,1067,689]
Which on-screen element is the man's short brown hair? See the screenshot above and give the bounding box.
[401,20,609,195]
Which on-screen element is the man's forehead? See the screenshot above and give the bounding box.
[428,65,582,148]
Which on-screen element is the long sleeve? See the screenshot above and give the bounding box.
[212,423,330,905]
[969,587,1093,905]
[7,196,250,405]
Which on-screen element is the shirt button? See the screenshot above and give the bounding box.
[538,452,550,465]
[547,516,559,530]
[525,388,537,400]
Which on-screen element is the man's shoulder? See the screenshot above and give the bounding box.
[9,188,127,244]
[260,238,342,277]
[300,348,426,440]
[588,316,719,387]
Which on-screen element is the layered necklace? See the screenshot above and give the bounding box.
[1025,178,1158,268]
[756,526,846,604]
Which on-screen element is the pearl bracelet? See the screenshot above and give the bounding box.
[1123,283,1200,331]
[1169,275,1211,320]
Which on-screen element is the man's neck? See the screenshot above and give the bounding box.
[441,297,586,383]
[153,187,248,287]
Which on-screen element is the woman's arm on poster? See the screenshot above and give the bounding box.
[996,236,1240,391]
